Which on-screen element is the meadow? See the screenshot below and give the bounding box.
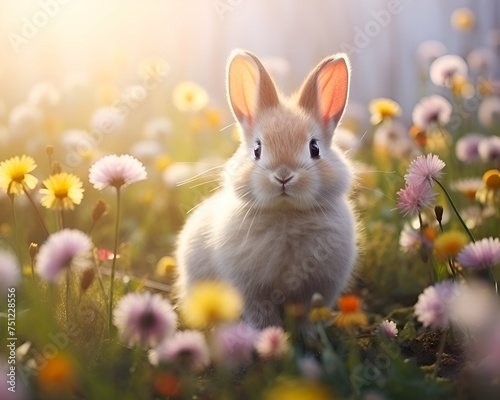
[1,4,500,400]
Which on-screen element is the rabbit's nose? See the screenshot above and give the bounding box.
[275,175,293,185]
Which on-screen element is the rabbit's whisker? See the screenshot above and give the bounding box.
[176,165,225,186]
[189,179,220,190]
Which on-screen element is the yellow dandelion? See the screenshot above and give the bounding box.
[265,381,334,400]
[451,8,476,32]
[334,295,368,328]
[156,256,177,277]
[40,172,84,210]
[181,280,243,329]
[173,81,208,112]
[483,169,500,190]
[368,98,402,125]
[476,169,500,209]
[0,155,38,196]
[433,230,469,261]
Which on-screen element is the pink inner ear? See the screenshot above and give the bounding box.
[229,56,259,125]
[317,59,349,126]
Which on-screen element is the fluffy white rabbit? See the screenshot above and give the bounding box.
[176,50,358,334]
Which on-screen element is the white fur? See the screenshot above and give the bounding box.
[176,51,357,336]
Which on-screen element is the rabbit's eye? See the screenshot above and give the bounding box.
[254,140,262,160]
[309,139,320,159]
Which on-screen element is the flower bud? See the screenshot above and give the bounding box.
[29,243,38,259]
[434,205,444,224]
[92,200,108,222]
[80,268,95,292]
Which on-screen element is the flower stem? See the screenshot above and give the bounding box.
[30,255,36,281]
[8,195,21,263]
[108,187,121,337]
[316,321,335,353]
[87,220,96,235]
[447,258,457,280]
[59,210,65,230]
[66,269,70,325]
[433,178,498,291]
[418,212,434,281]
[22,186,50,237]
[432,178,475,242]
[432,329,448,379]
[93,258,108,310]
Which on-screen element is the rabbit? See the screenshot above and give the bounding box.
[176,49,358,335]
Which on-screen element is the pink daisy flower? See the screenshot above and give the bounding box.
[478,96,500,128]
[149,330,210,370]
[456,237,500,270]
[0,249,20,294]
[430,55,468,87]
[113,291,177,348]
[212,323,258,370]
[36,229,93,282]
[414,280,460,330]
[255,326,290,360]
[455,134,485,162]
[396,183,437,216]
[412,95,452,130]
[375,320,398,339]
[89,154,147,190]
[404,153,445,187]
[478,136,500,163]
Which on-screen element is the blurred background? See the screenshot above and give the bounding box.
[0,0,499,116]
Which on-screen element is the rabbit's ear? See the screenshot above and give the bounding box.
[298,54,350,138]
[227,50,279,128]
